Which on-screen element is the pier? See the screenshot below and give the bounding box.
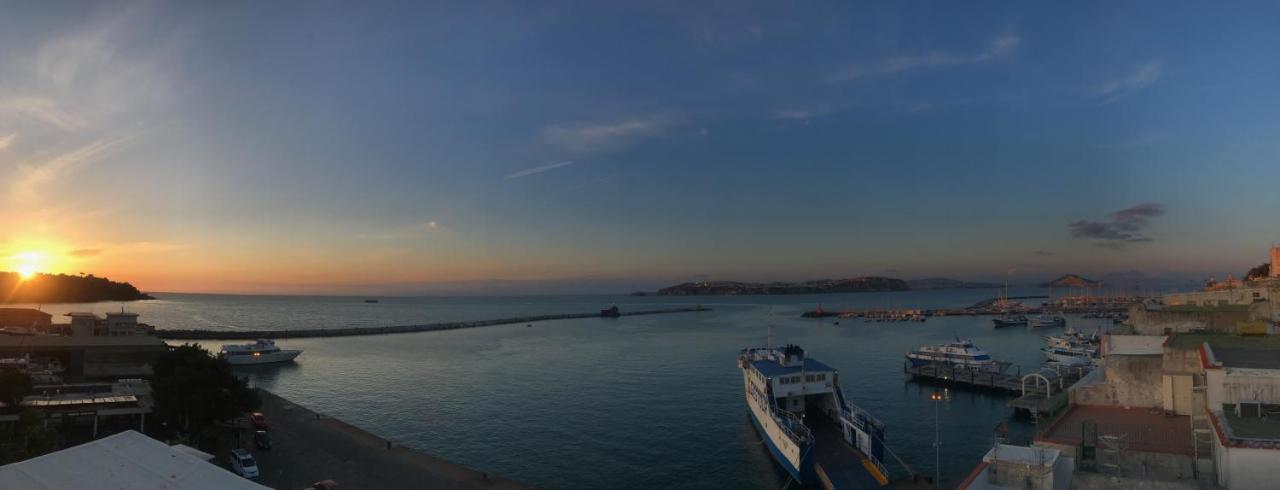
[904,361,1092,401]
[157,306,708,340]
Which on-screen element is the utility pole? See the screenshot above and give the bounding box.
[931,391,943,488]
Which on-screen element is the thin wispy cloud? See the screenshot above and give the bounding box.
[358,221,447,240]
[11,134,137,201]
[0,133,14,151]
[68,248,101,257]
[542,114,680,154]
[775,108,836,121]
[506,160,575,179]
[1068,203,1165,249]
[0,98,89,131]
[828,35,1021,82]
[1092,62,1162,103]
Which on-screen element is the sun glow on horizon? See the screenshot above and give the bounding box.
[9,251,52,280]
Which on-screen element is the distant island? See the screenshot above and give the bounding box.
[905,277,1001,290]
[1039,274,1103,288]
[656,277,909,296]
[0,272,154,303]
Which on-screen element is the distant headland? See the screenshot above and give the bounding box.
[0,272,154,303]
[904,277,1001,290]
[654,277,909,296]
[1038,274,1103,288]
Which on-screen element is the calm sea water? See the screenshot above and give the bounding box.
[21,289,1115,489]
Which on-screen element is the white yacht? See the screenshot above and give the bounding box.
[220,339,302,365]
[906,338,998,369]
[1042,328,1100,365]
[739,344,889,486]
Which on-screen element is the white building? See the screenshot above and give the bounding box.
[0,430,269,489]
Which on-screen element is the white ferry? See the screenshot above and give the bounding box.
[738,344,889,486]
[220,339,302,365]
[906,338,998,369]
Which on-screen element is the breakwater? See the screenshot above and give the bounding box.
[157,306,708,340]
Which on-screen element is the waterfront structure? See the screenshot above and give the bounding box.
[219,339,303,365]
[906,339,998,369]
[0,312,166,379]
[0,430,269,489]
[0,378,153,437]
[738,344,888,486]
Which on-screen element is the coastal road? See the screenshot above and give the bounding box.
[222,390,529,490]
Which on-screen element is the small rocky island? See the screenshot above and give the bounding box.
[656,277,909,296]
[1039,274,1103,288]
[0,272,154,303]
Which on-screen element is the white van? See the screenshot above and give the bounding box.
[229,448,260,479]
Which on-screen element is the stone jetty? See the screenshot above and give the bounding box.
[157,306,708,340]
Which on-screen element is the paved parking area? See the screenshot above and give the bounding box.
[217,390,529,490]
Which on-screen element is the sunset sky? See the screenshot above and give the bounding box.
[2,2,1279,294]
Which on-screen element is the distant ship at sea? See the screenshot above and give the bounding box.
[738,344,889,486]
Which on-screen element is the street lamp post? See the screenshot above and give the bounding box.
[931,391,943,489]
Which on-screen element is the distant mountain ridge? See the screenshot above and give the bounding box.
[0,272,153,303]
[905,277,1001,290]
[1039,274,1103,288]
[656,277,908,296]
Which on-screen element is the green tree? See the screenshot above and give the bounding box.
[152,344,260,434]
[0,409,63,464]
[1246,263,1271,281]
[0,369,32,411]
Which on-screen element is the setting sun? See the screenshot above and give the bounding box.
[17,264,38,279]
[9,251,50,279]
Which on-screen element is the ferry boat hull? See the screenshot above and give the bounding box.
[224,349,302,365]
[743,382,812,482]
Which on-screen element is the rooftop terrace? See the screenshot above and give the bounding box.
[1168,334,1280,369]
[1039,405,1193,455]
[1219,404,1280,441]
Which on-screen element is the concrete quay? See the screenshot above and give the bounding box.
[159,306,708,340]
[216,389,530,490]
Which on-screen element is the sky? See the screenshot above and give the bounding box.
[1,1,1279,295]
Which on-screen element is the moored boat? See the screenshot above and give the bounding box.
[739,344,889,486]
[1027,314,1066,328]
[991,314,1028,328]
[906,338,999,369]
[220,339,303,365]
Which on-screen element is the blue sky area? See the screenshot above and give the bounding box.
[1,2,1278,293]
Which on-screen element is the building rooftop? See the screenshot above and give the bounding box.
[1170,334,1280,369]
[1039,405,1193,455]
[1105,335,1166,356]
[750,357,837,377]
[0,430,269,489]
[1219,405,1280,441]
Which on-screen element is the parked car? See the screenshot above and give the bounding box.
[250,412,269,430]
[254,430,272,450]
[229,448,260,479]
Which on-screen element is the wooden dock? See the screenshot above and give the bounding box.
[904,361,1092,398]
[156,306,708,340]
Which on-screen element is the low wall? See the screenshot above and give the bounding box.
[1130,305,1250,335]
[1071,355,1164,408]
